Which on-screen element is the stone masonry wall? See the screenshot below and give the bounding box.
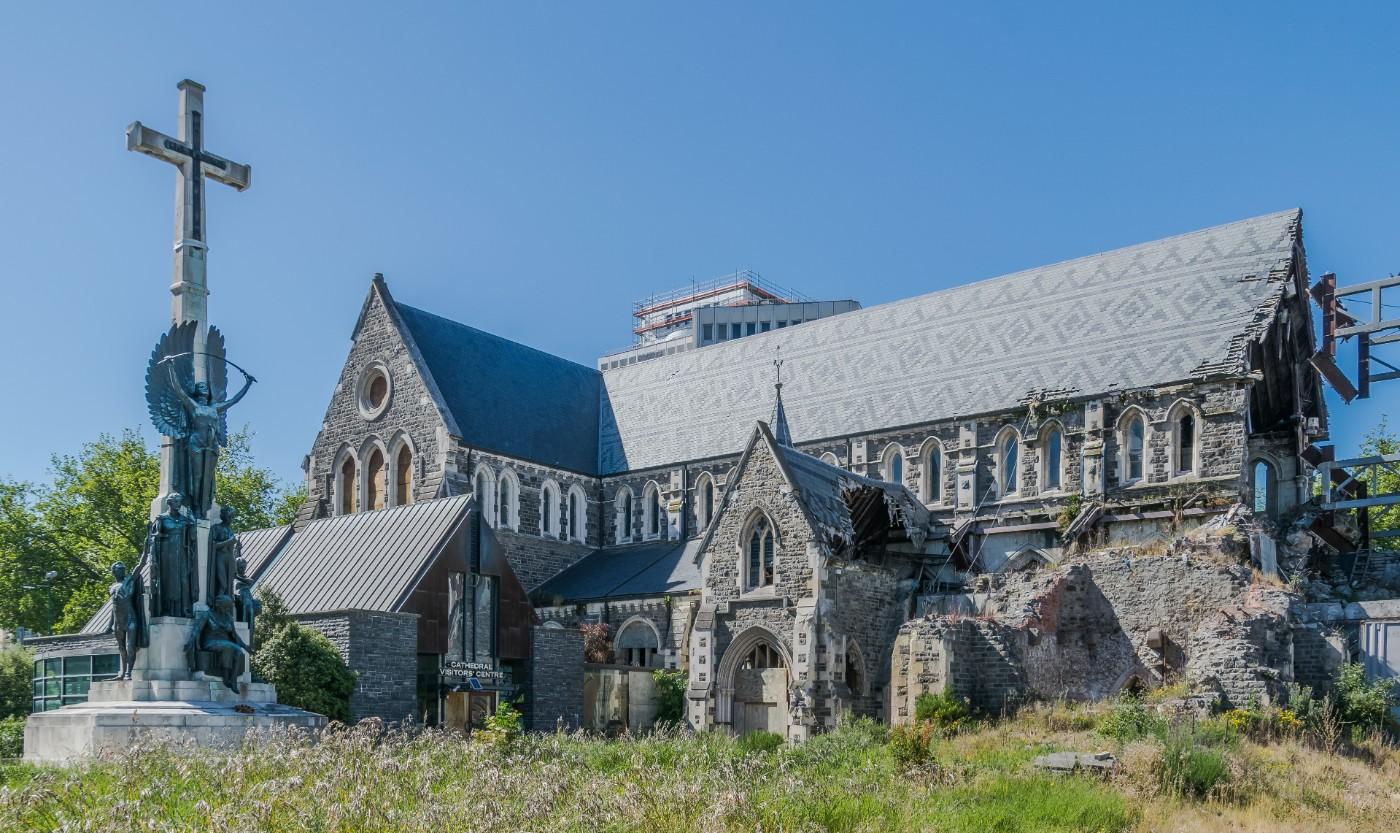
[826,561,913,720]
[889,618,1024,722]
[526,626,584,731]
[302,281,448,522]
[297,609,418,724]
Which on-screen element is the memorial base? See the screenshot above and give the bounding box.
[23,679,325,764]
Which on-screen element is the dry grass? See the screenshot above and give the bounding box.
[0,705,1393,833]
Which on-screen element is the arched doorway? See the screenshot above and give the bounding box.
[717,628,791,736]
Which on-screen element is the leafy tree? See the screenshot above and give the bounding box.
[251,623,356,723]
[651,669,687,726]
[1359,418,1399,541]
[252,587,293,651]
[0,428,303,634]
[0,647,32,719]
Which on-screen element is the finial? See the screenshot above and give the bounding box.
[771,346,793,447]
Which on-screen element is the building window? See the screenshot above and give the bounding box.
[731,323,741,340]
[746,322,756,336]
[1172,407,1198,477]
[540,480,561,538]
[567,486,586,543]
[497,470,520,531]
[644,482,664,540]
[338,454,357,515]
[473,466,497,527]
[739,642,784,669]
[744,515,776,591]
[998,429,1020,496]
[356,362,393,420]
[820,451,840,467]
[921,442,942,504]
[1253,460,1276,518]
[1042,426,1063,492]
[882,444,904,485]
[760,322,771,333]
[696,473,715,529]
[365,447,386,511]
[458,574,497,664]
[32,654,119,712]
[615,487,634,543]
[393,444,413,507]
[615,620,661,668]
[1124,415,1145,483]
[702,324,713,342]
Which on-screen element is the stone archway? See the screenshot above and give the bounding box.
[716,627,791,737]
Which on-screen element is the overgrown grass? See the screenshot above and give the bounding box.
[0,706,1393,833]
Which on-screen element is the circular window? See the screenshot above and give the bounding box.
[356,363,392,420]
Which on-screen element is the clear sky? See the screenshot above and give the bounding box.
[1,3,1396,488]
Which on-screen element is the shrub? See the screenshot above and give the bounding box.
[0,648,32,720]
[736,730,783,754]
[581,622,612,664]
[889,720,937,766]
[914,690,969,729]
[252,587,292,651]
[474,701,523,750]
[1097,696,1167,743]
[1335,663,1394,735]
[651,669,686,727]
[1156,732,1228,799]
[251,622,356,723]
[0,715,23,758]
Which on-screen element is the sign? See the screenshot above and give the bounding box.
[441,659,509,687]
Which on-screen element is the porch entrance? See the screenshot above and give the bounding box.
[444,690,496,733]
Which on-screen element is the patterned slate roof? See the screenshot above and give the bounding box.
[256,495,471,614]
[78,525,295,636]
[532,539,703,603]
[598,210,1301,474]
[395,303,602,475]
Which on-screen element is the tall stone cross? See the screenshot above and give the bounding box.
[126,80,250,327]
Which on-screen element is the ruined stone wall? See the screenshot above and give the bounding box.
[825,560,914,720]
[1185,586,1296,708]
[889,618,1024,721]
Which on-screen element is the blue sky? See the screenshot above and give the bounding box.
[1,3,1396,488]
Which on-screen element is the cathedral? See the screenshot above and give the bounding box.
[40,208,1328,736]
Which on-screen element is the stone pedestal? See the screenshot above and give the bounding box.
[23,679,325,764]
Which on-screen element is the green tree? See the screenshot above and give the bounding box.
[0,428,303,634]
[251,623,356,723]
[0,647,33,719]
[1359,418,1399,541]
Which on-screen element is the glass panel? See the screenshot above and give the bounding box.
[63,678,90,696]
[890,453,903,484]
[1003,440,1019,494]
[1178,416,1195,473]
[33,680,44,697]
[33,660,42,679]
[473,576,495,663]
[64,655,91,676]
[93,654,119,676]
[1046,431,1062,489]
[44,678,60,697]
[1128,419,1144,480]
[929,449,941,501]
[44,658,60,677]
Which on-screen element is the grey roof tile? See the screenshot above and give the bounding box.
[395,303,602,475]
[598,210,1301,473]
[532,539,703,603]
[256,495,471,614]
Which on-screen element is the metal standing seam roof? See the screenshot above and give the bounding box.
[533,539,703,603]
[394,303,603,476]
[255,495,472,615]
[78,524,296,636]
[598,210,1301,474]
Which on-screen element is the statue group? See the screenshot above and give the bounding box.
[107,321,257,690]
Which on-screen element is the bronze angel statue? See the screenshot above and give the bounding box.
[145,322,256,517]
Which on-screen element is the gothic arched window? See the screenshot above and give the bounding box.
[338,454,357,516]
[998,429,1020,496]
[365,447,386,511]
[614,487,634,544]
[473,466,497,527]
[393,444,413,507]
[882,444,905,485]
[644,482,664,540]
[744,515,776,591]
[567,485,586,543]
[696,473,715,529]
[498,470,520,531]
[1172,406,1198,477]
[921,442,943,504]
[1042,425,1063,492]
[1253,459,1276,518]
[1122,413,1146,483]
[540,480,560,538]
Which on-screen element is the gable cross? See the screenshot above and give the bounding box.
[126,80,251,327]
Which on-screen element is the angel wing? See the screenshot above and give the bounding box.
[144,322,198,439]
[206,326,231,446]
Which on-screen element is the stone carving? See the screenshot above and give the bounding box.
[209,506,239,605]
[145,321,255,517]
[145,492,197,618]
[107,554,149,680]
[187,595,250,692]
